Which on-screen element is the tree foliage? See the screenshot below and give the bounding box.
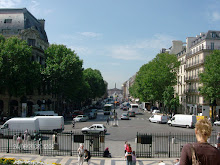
[44,44,84,101]
[131,53,180,103]
[163,86,180,113]
[83,68,106,99]
[199,50,220,104]
[0,36,41,97]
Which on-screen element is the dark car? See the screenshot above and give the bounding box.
[72,111,84,118]
[128,111,135,117]
[123,106,128,111]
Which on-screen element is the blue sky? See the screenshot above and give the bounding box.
[1,0,220,89]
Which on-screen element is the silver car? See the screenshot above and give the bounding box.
[121,113,129,120]
[73,115,88,122]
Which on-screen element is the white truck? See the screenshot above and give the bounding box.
[168,114,197,128]
[129,104,139,114]
[149,114,168,124]
[34,116,64,132]
[0,118,40,136]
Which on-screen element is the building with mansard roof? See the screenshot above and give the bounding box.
[0,8,52,118]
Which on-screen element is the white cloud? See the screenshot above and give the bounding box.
[110,46,144,61]
[0,0,21,8]
[78,32,102,38]
[108,33,174,61]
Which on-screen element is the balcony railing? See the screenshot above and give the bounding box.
[186,59,204,69]
[187,45,220,58]
[185,89,200,93]
[185,75,200,81]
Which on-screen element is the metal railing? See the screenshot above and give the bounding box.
[0,130,105,157]
[136,132,217,158]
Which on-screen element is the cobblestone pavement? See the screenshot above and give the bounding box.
[0,153,177,165]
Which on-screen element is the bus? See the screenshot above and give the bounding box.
[103,104,113,115]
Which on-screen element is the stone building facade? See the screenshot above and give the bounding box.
[0,8,53,117]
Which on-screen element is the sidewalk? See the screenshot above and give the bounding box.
[0,153,178,165]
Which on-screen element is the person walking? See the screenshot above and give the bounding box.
[84,149,91,165]
[106,117,109,125]
[77,143,84,165]
[173,159,180,165]
[217,132,220,150]
[180,118,220,165]
[125,144,132,165]
[132,151,136,165]
[72,120,75,128]
[124,141,128,154]
[16,133,22,151]
[24,129,28,142]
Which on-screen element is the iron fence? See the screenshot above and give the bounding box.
[0,130,105,157]
[136,132,218,158]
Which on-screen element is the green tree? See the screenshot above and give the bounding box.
[199,50,220,122]
[44,44,84,106]
[163,86,180,114]
[0,36,41,97]
[199,50,220,104]
[133,53,180,104]
[83,68,106,99]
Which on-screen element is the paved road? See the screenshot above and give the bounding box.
[0,153,178,165]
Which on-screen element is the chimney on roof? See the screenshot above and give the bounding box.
[200,32,205,36]
[38,19,45,30]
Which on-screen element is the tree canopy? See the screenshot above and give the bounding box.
[130,53,180,103]
[44,44,84,101]
[83,68,106,99]
[0,36,41,97]
[199,50,220,104]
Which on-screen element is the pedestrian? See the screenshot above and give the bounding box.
[72,120,75,128]
[125,144,132,165]
[84,149,91,165]
[16,133,22,151]
[103,147,111,158]
[132,151,136,165]
[106,117,109,125]
[124,141,128,154]
[77,143,84,165]
[158,160,166,165]
[173,159,180,165]
[180,118,220,165]
[24,129,28,142]
[217,132,220,150]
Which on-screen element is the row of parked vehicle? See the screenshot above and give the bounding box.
[149,113,198,128]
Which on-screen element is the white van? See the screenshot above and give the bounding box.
[168,114,197,128]
[34,111,58,116]
[0,118,40,136]
[149,114,168,124]
[129,104,139,114]
[34,116,64,132]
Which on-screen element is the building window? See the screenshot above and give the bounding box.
[211,42,214,50]
[28,39,36,46]
[4,19,12,23]
[212,32,216,38]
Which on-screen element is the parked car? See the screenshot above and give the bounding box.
[73,115,88,122]
[123,106,128,111]
[149,114,168,124]
[121,113,129,120]
[152,110,160,114]
[72,111,84,118]
[214,121,220,126]
[128,111,135,117]
[168,114,197,128]
[81,124,107,134]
